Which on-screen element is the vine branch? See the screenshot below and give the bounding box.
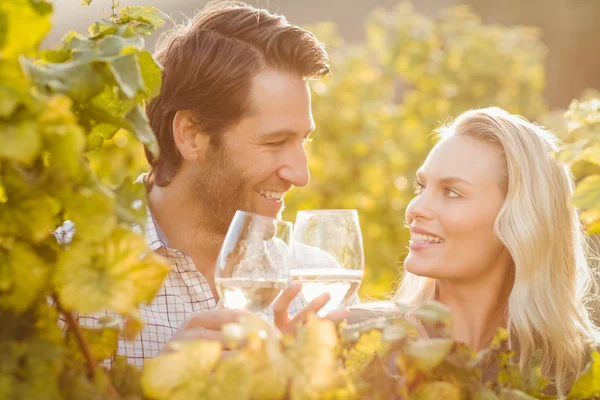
[53,295,121,399]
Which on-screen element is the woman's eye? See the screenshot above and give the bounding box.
[413,181,425,194]
[445,189,460,198]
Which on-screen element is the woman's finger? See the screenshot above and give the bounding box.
[285,292,331,332]
[324,307,350,322]
[273,281,303,328]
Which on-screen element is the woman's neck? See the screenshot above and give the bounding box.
[437,265,514,350]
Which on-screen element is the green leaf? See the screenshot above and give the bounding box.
[473,386,500,400]
[287,316,343,400]
[0,59,31,118]
[0,168,61,242]
[499,389,538,400]
[22,58,108,103]
[568,351,600,398]
[39,95,86,179]
[120,6,167,31]
[60,186,117,242]
[138,50,162,98]
[0,240,50,314]
[108,53,145,99]
[67,326,118,363]
[358,355,397,400]
[114,177,147,227]
[412,300,452,335]
[413,382,462,400]
[573,174,600,210]
[345,329,390,375]
[108,356,144,398]
[81,0,92,6]
[0,0,53,57]
[54,226,170,314]
[141,341,223,400]
[125,104,159,157]
[406,338,454,372]
[0,119,41,166]
[40,49,72,63]
[0,304,64,399]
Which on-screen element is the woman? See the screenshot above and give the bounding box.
[350,107,599,395]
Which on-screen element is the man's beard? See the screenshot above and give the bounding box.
[190,150,256,236]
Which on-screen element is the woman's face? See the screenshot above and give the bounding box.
[404,134,511,282]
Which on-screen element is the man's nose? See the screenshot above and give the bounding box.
[278,145,310,188]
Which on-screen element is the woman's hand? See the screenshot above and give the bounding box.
[272,281,349,334]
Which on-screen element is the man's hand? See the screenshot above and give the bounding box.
[273,281,349,334]
[165,308,250,348]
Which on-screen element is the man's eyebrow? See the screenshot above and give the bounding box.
[416,170,474,187]
[263,125,316,137]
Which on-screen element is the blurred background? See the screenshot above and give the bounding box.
[47,0,600,299]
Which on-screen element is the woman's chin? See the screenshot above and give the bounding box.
[404,256,438,278]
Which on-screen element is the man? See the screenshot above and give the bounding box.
[77,1,347,366]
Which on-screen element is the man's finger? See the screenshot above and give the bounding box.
[186,308,250,330]
[181,327,224,342]
[273,281,302,328]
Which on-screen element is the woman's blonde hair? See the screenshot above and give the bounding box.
[394,107,599,394]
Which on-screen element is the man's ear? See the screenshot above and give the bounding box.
[172,110,210,162]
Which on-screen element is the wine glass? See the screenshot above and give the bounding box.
[291,209,364,316]
[215,210,292,314]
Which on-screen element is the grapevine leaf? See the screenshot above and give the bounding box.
[287,316,342,400]
[572,174,600,210]
[499,389,538,400]
[345,329,390,375]
[120,6,167,31]
[0,119,41,166]
[60,186,117,242]
[0,167,61,242]
[67,326,119,363]
[358,354,397,400]
[108,356,144,398]
[0,59,30,118]
[0,0,52,57]
[108,53,145,99]
[413,382,462,400]
[568,350,600,398]
[405,338,454,372]
[138,50,162,98]
[141,341,222,400]
[39,95,87,179]
[54,226,170,314]
[0,240,50,314]
[125,104,159,156]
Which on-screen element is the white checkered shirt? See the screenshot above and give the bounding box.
[60,175,360,367]
[72,208,317,367]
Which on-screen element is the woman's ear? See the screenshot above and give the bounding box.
[172,110,210,162]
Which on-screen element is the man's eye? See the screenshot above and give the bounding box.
[267,140,286,147]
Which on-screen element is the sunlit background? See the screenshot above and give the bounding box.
[46,0,600,300]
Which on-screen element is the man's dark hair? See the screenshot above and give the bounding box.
[146,1,330,186]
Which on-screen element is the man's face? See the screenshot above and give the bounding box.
[192,69,314,234]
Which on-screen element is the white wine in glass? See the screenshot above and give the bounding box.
[291,210,364,315]
[215,211,292,314]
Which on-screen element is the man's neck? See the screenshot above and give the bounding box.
[146,179,224,283]
[437,262,514,350]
